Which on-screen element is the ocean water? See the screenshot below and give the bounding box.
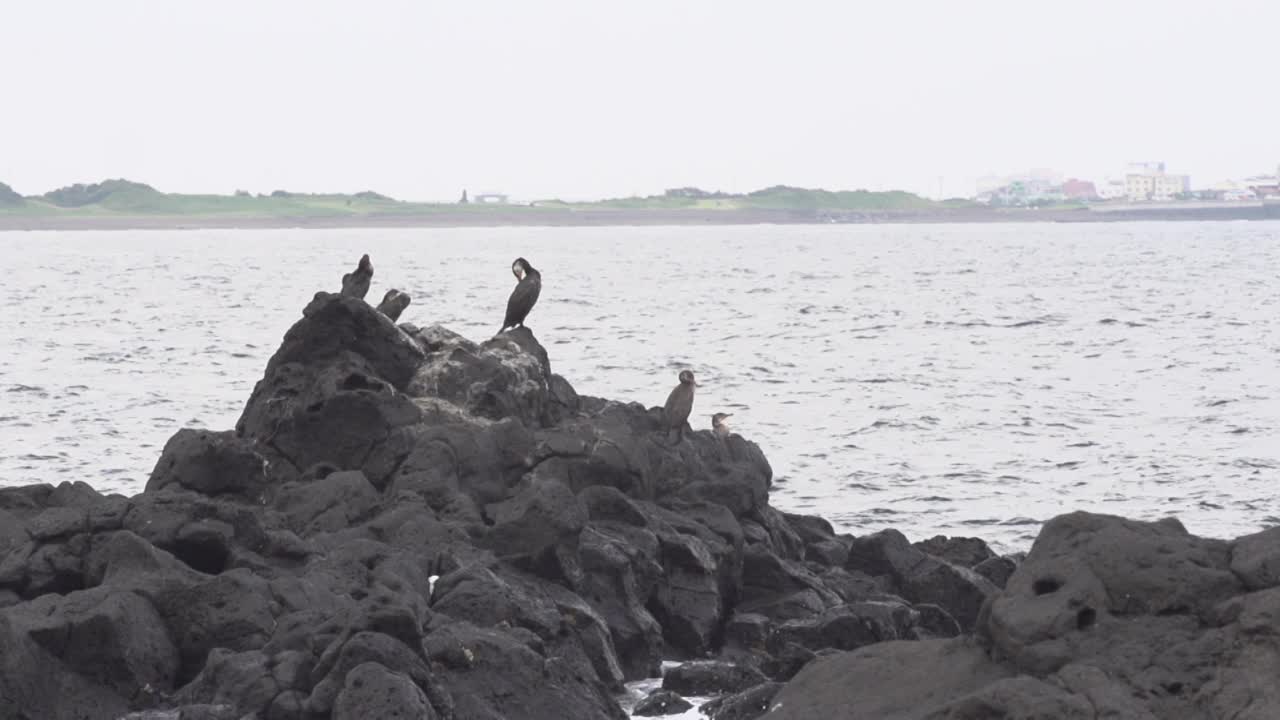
[2,222,1278,552]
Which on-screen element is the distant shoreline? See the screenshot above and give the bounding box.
[2,203,1278,231]
[5,179,1277,230]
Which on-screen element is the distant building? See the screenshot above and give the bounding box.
[1061,179,1098,200]
[473,193,509,204]
[1155,174,1191,200]
[1123,162,1190,202]
[1191,165,1280,201]
[1244,166,1280,198]
[977,178,1064,207]
[976,168,1063,198]
[459,189,469,204]
[1095,178,1127,200]
[1126,161,1166,175]
[1203,171,1280,201]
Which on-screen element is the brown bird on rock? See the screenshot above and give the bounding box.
[712,412,732,438]
[376,289,411,321]
[663,370,698,444]
[340,254,373,300]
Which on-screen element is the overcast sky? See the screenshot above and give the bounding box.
[2,0,1277,201]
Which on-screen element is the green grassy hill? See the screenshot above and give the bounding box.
[567,185,940,212]
[9,180,475,218]
[42,179,161,208]
[0,179,952,220]
[0,182,24,208]
[740,185,935,211]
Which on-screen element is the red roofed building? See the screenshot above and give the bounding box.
[1061,179,1098,200]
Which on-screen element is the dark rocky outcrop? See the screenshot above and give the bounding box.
[146,429,270,501]
[766,639,1014,720]
[1,288,1270,720]
[0,292,779,719]
[766,512,1280,719]
[424,622,624,720]
[662,660,767,697]
[1227,525,1280,591]
[913,535,995,568]
[769,599,939,655]
[702,681,782,720]
[845,528,996,632]
[332,662,437,720]
[972,554,1018,589]
[633,689,693,716]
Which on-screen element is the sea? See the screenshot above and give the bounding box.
[2,222,1278,553]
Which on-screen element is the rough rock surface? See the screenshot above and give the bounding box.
[1,290,1270,720]
[766,511,1280,719]
[845,528,996,632]
[704,681,782,720]
[662,660,767,696]
[913,535,995,568]
[0,293,775,720]
[633,689,694,716]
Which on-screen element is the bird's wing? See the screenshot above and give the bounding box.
[527,276,542,306]
[663,386,681,419]
[503,276,541,325]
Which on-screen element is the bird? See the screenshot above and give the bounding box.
[340,254,373,300]
[499,257,541,333]
[376,289,411,322]
[663,370,698,444]
[712,413,733,438]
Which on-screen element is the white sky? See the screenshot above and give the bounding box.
[2,0,1277,200]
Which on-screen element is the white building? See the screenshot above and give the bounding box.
[1208,178,1272,201]
[1244,167,1280,198]
[1123,162,1190,202]
[1223,188,1257,202]
[1095,178,1126,200]
[1126,161,1166,175]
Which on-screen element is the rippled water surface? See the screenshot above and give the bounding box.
[3,223,1278,551]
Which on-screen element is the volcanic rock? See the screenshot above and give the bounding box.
[3,285,1274,720]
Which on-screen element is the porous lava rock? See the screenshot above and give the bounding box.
[4,289,1266,720]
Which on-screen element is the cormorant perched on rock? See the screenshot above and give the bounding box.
[341,254,373,300]
[663,370,698,444]
[376,289,411,322]
[712,413,732,438]
[499,257,541,333]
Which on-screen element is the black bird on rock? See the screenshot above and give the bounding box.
[499,257,541,333]
[376,289,411,322]
[340,254,373,300]
[663,370,698,444]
